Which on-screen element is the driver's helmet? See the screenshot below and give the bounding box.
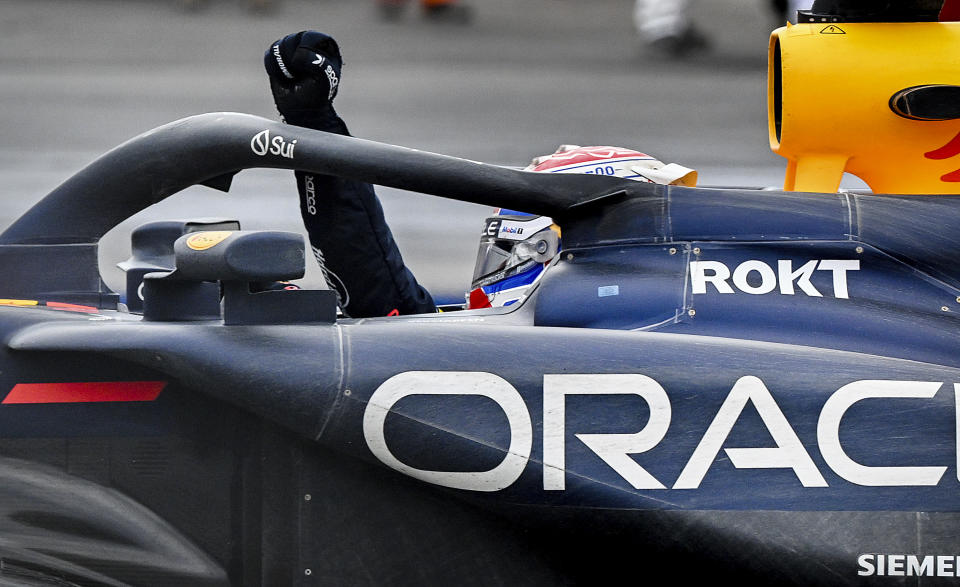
[467,145,696,309]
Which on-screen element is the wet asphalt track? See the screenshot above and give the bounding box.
[0,0,789,301]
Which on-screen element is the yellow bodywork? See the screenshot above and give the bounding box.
[769,21,960,194]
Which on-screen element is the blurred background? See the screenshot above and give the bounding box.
[0,0,789,303]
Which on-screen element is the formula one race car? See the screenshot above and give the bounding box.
[1,2,960,585]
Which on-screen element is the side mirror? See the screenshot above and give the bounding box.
[169,230,305,282]
[142,231,337,325]
[117,219,241,313]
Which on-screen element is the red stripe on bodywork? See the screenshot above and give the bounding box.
[2,381,166,404]
[942,0,960,21]
[924,131,960,160]
[45,302,98,313]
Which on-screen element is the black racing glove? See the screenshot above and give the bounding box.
[264,31,346,131]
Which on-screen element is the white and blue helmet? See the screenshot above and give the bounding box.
[468,145,696,309]
[468,210,560,308]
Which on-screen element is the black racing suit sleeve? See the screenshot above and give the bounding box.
[291,115,436,318]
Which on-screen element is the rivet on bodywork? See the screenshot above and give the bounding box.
[855,246,864,254]
[669,247,677,255]
[693,247,701,255]
[304,494,312,501]
[688,309,696,317]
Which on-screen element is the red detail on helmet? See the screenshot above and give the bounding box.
[530,146,652,172]
[941,0,960,21]
[467,288,492,309]
[3,381,166,404]
[924,131,960,160]
[387,308,400,316]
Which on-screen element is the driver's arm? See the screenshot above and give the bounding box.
[265,31,436,317]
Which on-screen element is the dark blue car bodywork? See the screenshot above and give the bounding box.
[0,113,956,585]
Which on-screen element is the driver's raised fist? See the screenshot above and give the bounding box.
[264,31,344,127]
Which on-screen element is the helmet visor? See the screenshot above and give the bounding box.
[471,225,559,290]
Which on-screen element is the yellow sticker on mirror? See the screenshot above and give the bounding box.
[186,231,232,251]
